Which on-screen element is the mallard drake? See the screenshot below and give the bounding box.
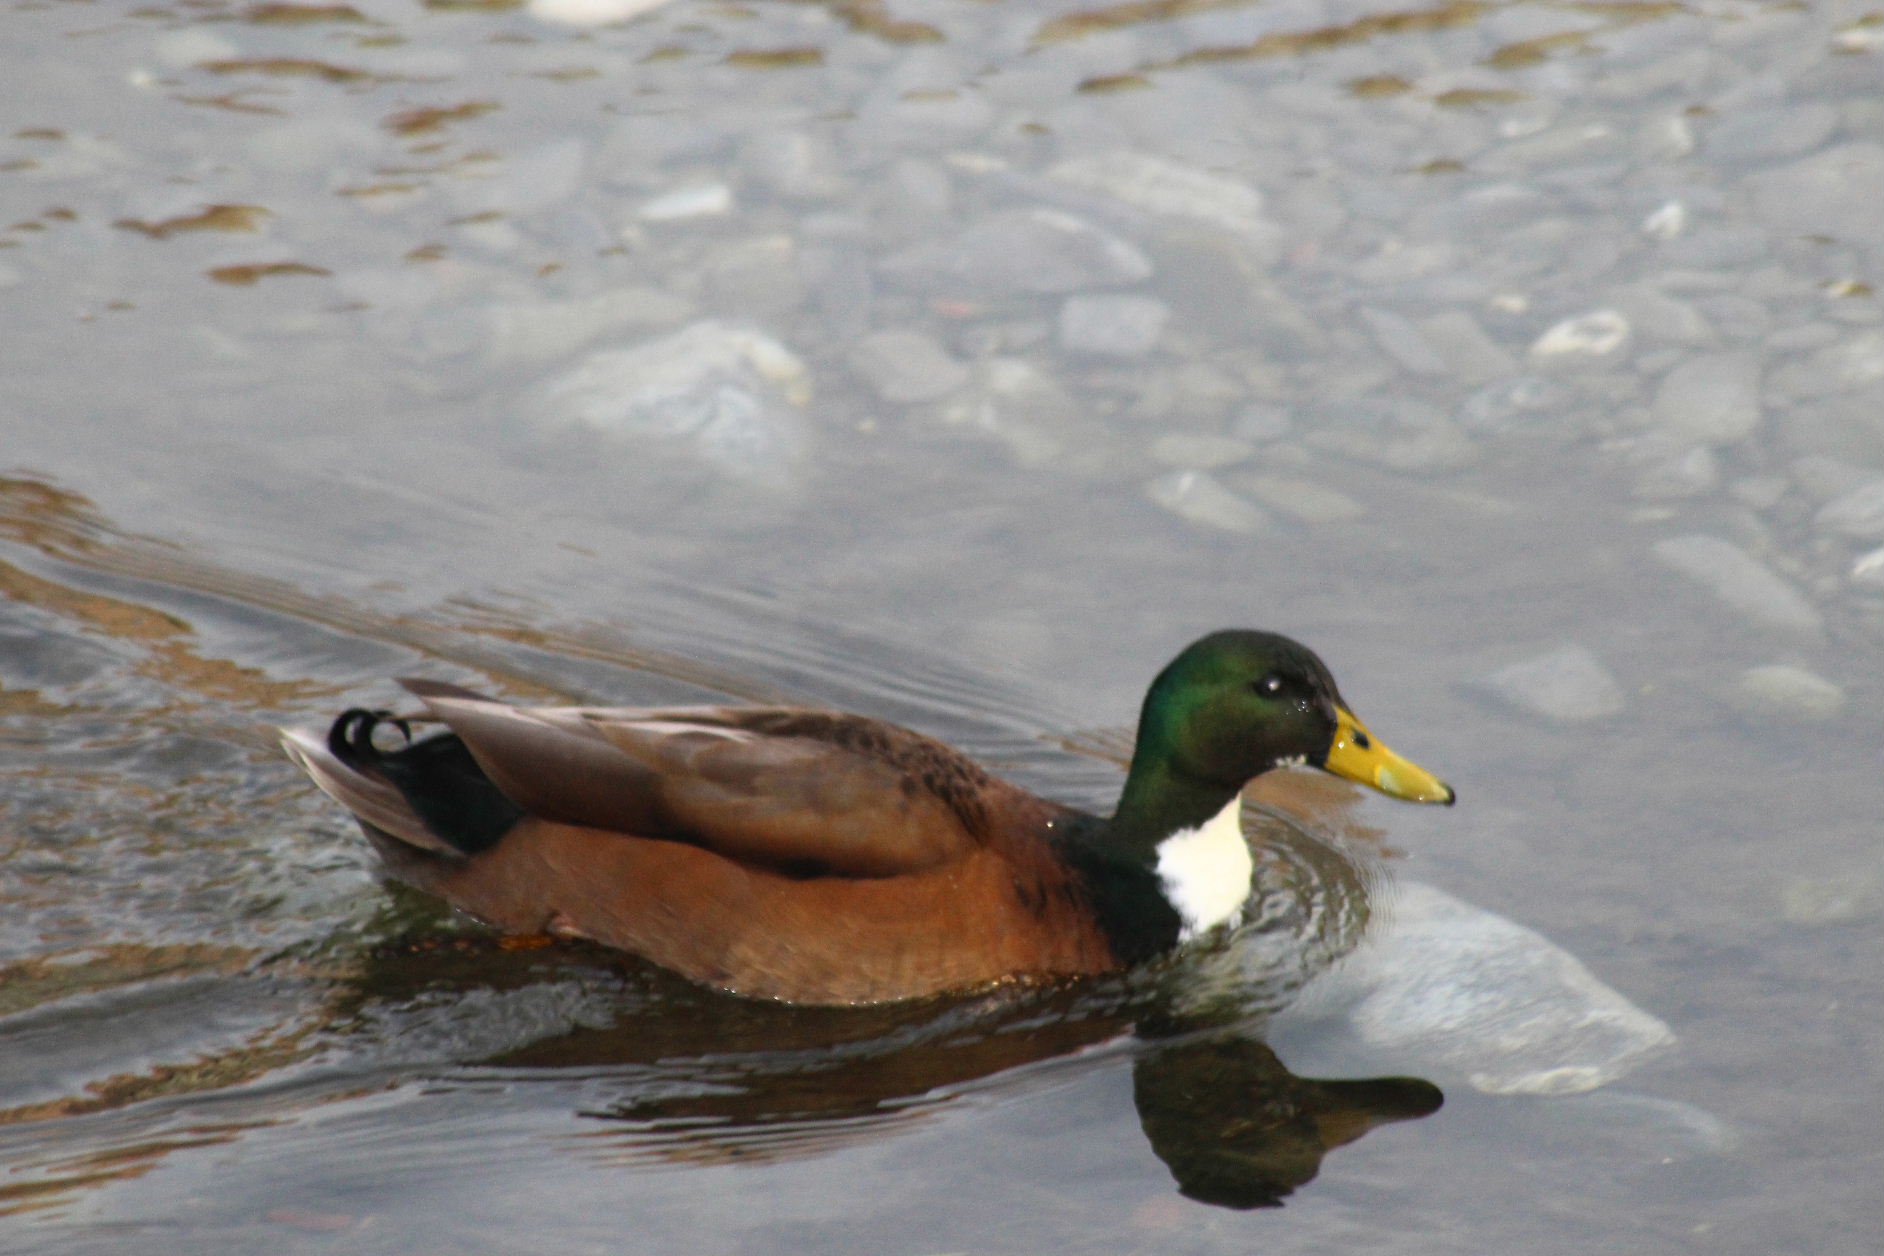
[283,630,1452,1005]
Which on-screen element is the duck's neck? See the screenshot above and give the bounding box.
[1101,759,1256,942]
[1105,759,1248,859]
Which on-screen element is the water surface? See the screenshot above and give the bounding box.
[3,0,1881,1250]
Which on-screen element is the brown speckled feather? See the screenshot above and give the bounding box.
[286,680,1118,1003]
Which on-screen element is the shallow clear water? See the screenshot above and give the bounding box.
[3,0,1882,1249]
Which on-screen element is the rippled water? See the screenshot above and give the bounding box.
[4,0,1882,1250]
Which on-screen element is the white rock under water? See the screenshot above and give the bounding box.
[1652,352,1764,446]
[1852,546,1884,590]
[1145,470,1270,534]
[1471,643,1627,723]
[1529,309,1631,362]
[1281,881,1676,1096]
[1059,294,1170,359]
[539,320,810,484]
[1724,664,1847,723]
[1747,141,1884,244]
[1651,534,1824,637]
[850,329,970,403]
[1814,477,1884,541]
[1239,475,1367,525]
[529,0,676,24]
[878,208,1153,296]
[1048,150,1274,240]
[636,182,734,222]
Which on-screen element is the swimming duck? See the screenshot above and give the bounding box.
[283,630,1453,1005]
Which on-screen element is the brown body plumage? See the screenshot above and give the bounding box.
[285,679,1118,1003]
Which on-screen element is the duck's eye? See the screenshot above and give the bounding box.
[1253,674,1285,696]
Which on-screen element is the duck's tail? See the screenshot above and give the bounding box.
[281,701,522,857]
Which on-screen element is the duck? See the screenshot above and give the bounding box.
[282,630,1453,1005]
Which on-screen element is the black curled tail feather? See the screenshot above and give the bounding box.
[325,708,523,855]
[330,708,410,767]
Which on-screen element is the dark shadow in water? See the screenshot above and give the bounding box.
[346,929,1442,1210]
[1131,1015,1441,1209]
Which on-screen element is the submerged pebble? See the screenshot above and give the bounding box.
[1771,329,1884,401]
[1232,403,1293,443]
[1612,285,1714,346]
[1729,475,1790,511]
[1047,150,1275,241]
[1781,870,1883,926]
[1361,307,1449,377]
[1640,200,1689,240]
[1651,352,1764,446]
[1723,664,1847,723]
[1704,101,1840,164]
[1814,478,1884,541]
[1747,142,1884,243]
[850,329,970,403]
[1470,644,1628,723]
[1237,475,1367,525]
[1529,309,1631,362]
[932,359,1092,469]
[1145,470,1270,534]
[736,128,843,203]
[1287,882,1676,1096]
[1058,294,1170,358]
[529,0,678,24]
[1305,398,1478,473]
[706,235,805,319]
[878,209,1153,296]
[479,287,695,365]
[1457,375,1567,434]
[459,138,587,218]
[1851,546,1884,591]
[636,183,734,222]
[1792,454,1880,502]
[539,320,810,484]
[1631,443,1720,501]
[1148,434,1253,471]
[1651,534,1824,636]
[1416,310,1521,384]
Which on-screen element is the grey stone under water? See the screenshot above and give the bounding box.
[877,208,1154,297]
[1651,534,1824,637]
[538,320,811,487]
[1282,882,1677,1097]
[1470,644,1629,724]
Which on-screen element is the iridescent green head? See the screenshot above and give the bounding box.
[1110,630,1452,850]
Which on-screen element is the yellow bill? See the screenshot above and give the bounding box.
[1322,706,1455,805]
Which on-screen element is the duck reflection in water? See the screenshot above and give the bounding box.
[518,977,1443,1212]
[1130,1018,1441,1209]
[353,926,1440,1210]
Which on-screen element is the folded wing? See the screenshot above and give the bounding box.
[400,678,992,877]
